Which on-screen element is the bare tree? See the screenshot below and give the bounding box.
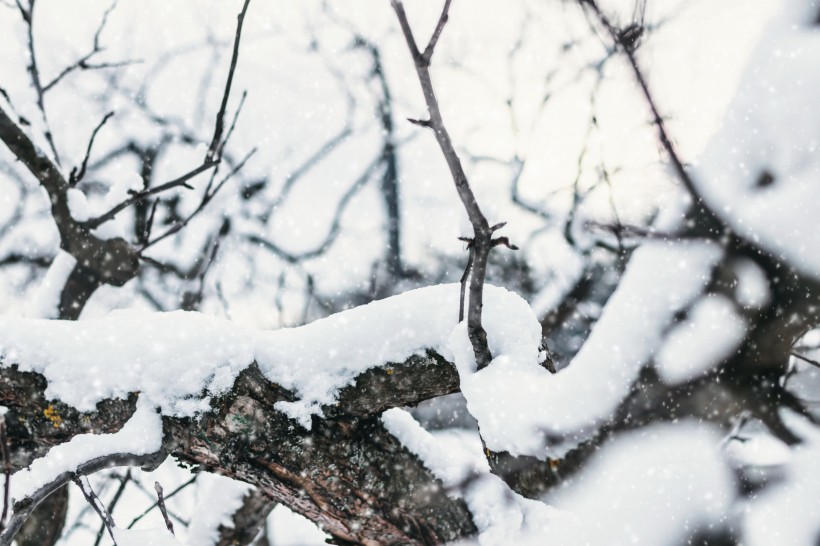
[0,0,818,545]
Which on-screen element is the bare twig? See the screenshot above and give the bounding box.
[17,0,61,164]
[73,477,117,546]
[206,0,251,162]
[83,161,215,229]
[579,0,721,231]
[70,111,114,187]
[84,0,253,230]
[792,352,820,369]
[153,482,175,535]
[391,0,510,369]
[142,147,256,251]
[42,0,128,93]
[127,475,197,529]
[93,470,131,546]
[247,153,381,263]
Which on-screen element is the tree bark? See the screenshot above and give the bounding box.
[1,354,475,545]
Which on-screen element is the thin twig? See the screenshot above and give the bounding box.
[206,0,252,162]
[580,0,721,231]
[142,147,256,251]
[42,0,126,93]
[83,160,216,229]
[73,476,117,546]
[84,0,252,229]
[248,153,381,263]
[18,0,61,164]
[391,0,508,369]
[70,111,114,186]
[154,482,175,535]
[93,470,131,546]
[792,352,820,369]
[127,475,197,529]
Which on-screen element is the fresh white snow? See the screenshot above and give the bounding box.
[456,241,722,457]
[545,422,735,546]
[743,412,820,546]
[10,397,163,503]
[656,294,747,385]
[694,0,820,280]
[26,250,76,319]
[186,474,253,546]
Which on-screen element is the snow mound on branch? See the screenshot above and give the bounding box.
[694,1,820,279]
[10,397,162,503]
[258,283,538,427]
[454,241,722,457]
[544,423,734,546]
[382,408,558,546]
[744,412,820,546]
[0,284,542,430]
[186,473,253,545]
[0,310,254,416]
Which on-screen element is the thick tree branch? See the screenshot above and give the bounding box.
[0,106,140,289]
[0,352,474,545]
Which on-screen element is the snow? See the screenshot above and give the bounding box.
[10,397,163,503]
[384,410,734,546]
[725,430,791,468]
[694,0,820,280]
[544,422,735,546]
[1,247,728,461]
[268,505,330,546]
[26,250,76,319]
[0,310,255,416]
[734,258,770,310]
[656,294,747,385]
[455,241,722,457]
[0,283,542,430]
[224,282,535,429]
[382,408,558,546]
[744,412,820,546]
[66,188,91,223]
[186,474,252,545]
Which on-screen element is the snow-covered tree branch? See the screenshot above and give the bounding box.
[0,0,818,544]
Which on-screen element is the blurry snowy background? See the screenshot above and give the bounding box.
[1,0,818,544]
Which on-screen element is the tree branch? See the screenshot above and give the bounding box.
[391,0,502,369]
[0,351,474,545]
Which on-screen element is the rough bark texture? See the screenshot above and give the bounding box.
[1,356,476,545]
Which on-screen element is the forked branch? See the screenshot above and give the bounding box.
[391,0,511,369]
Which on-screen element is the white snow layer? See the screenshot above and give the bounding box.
[382,408,558,546]
[10,397,162,503]
[26,250,76,319]
[694,0,820,279]
[1,240,723,458]
[456,241,721,456]
[0,284,542,431]
[744,412,820,546]
[656,294,746,385]
[545,423,735,546]
[186,474,253,546]
[0,309,255,416]
[384,410,735,546]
